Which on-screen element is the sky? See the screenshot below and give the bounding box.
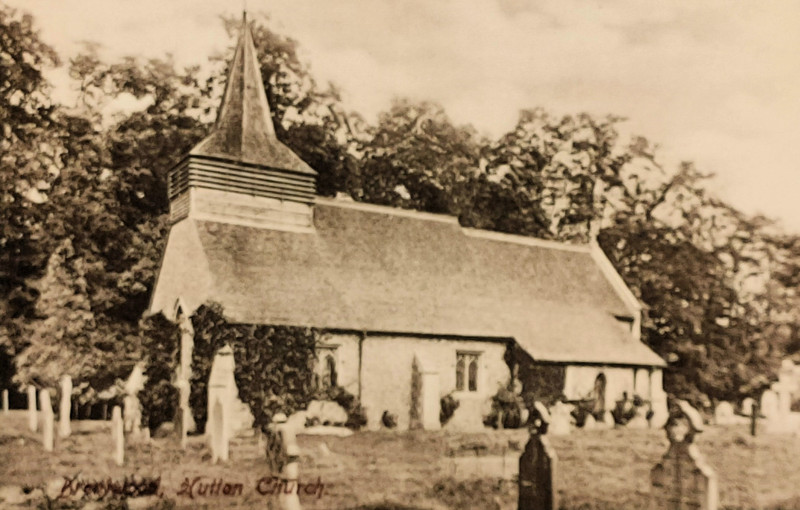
[7,0,800,233]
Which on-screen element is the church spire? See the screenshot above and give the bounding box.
[188,12,315,176]
[166,12,318,229]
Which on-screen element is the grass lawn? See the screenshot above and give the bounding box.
[2,410,800,509]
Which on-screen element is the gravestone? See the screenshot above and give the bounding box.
[651,399,718,510]
[760,390,778,419]
[272,413,302,510]
[2,389,8,414]
[627,405,650,430]
[123,363,144,439]
[111,406,124,466]
[713,402,735,426]
[519,402,557,510]
[58,376,72,438]
[210,396,228,463]
[740,398,755,416]
[410,355,441,431]
[27,385,37,432]
[549,401,571,436]
[583,414,596,430]
[40,389,54,452]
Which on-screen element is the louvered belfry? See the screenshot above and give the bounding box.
[167,13,317,229]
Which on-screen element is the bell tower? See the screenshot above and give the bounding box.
[167,13,317,230]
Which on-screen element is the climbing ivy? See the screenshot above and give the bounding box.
[190,302,317,433]
[138,313,180,433]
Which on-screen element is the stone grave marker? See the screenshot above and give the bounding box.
[713,402,735,426]
[112,406,124,466]
[549,401,571,436]
[627,405,650,429]
[651,399,718,510]
[519,402,557,510]
[760,390,778,419]
[209,396,228,463]
[272,412,302,510]
[740,398,754,416]
[27,385,37,432]
[40,389,54,452]
[2,389,8,414]
[58,376,72,438]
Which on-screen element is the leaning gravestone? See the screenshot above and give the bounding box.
[519,402,557,510]
[651,399,718,510]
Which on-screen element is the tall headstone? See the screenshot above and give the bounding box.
[40,389,54,452]
[111,406,124,466]
[2,389,8,414]
[58,376,72,438]
[123,363,144,439]
[651,399,718,510]
[210,397,228,463]
[519,402,557,510]
[273,413,302,510]
[27,385,37,432]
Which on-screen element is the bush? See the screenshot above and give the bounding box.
[314,385,368,430]
[382,410,397,428]
[484,387,525,429]
[138,313,180,433]
[440,393,460,425]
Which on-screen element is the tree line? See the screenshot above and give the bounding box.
[2,3,798,407]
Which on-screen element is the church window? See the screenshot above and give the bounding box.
[456,352,480,392]
[324,354,337,388]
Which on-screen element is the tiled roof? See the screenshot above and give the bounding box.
[168,199,664,366]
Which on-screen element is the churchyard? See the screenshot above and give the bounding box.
[3,408,800,510]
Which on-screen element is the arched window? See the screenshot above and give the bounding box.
[325,354,337,388]
[468,358,478,392]
[456,356,466,391]
[456,352,480,392]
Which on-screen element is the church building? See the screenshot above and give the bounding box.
[148,16,667,433]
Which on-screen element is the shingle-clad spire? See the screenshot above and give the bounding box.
[189,12,315,176]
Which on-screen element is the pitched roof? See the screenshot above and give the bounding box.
[156,198,664,367]
[188,14,315,176]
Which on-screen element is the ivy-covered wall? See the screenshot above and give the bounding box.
[138,313,180,433]
[189,302,317,433]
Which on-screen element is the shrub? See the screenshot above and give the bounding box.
[314,385,368,430]
[440,393,460,425]
[484,387,525,429]
[138,313,180,433]
[382,410,398,428]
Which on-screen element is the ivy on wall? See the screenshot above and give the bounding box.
[190,302,318,433]
[138,313,180,433]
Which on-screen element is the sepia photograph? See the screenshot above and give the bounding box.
[1,1,799,508]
